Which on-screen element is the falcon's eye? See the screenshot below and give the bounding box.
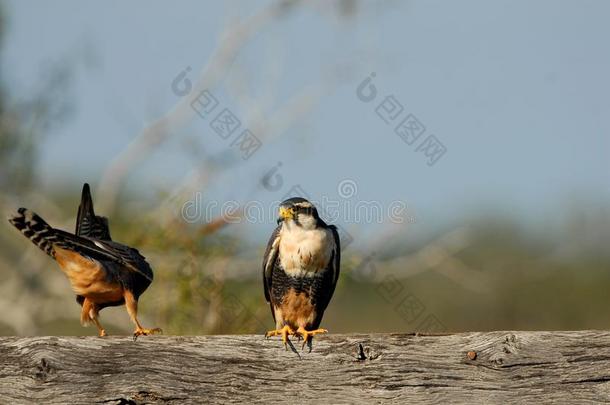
[294,206,316,217]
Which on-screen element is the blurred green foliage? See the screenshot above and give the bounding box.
[2,186,610,337]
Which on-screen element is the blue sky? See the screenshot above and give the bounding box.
[2,0,609,240]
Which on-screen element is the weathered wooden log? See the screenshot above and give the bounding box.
[1,332,610,404]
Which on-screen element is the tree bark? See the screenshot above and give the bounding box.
[1,331,610,404]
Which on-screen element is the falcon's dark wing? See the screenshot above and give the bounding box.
[311,225,341,327]
[88,239,154,299]
[90,239,153,283]
[262,225,281,318]
[326,224,341,302]
[75,183,112,241]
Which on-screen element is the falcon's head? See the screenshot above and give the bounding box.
[277,197,321,230]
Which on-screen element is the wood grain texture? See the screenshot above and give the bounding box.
[2,332,610,404]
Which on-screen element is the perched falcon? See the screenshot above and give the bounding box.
[8,183,161,338]
[263,197,340,350]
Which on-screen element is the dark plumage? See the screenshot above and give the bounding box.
[75,183,112,241]
[263,198,340,350]
[7,184,160,338]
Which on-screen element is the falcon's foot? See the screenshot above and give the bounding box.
[265,325,295,350]
[133,327,162,340]
[296,327,327,349]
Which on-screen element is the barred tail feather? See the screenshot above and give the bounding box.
[75,183,112,241]
[76,183,95,236]
[9,207,151,281]
[8,208,58,257]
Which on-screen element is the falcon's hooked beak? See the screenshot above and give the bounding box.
[278,206,295,224]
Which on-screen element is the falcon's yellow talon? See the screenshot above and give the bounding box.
[133,327,162,337]
[264,329,279,337]
[296,327,328,348]
[265,325,295,348]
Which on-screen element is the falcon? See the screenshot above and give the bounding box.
[263,197,340,350]
[8,183,161,338]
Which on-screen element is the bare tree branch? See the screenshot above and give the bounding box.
[97,0,302,212]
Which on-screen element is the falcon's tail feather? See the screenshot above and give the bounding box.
[8,208,58,257]
[9,208,128,266]
[75,183,94,235]
[75,183,112,240]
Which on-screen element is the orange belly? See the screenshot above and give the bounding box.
[54,247,124,303]
[274,288,316,328]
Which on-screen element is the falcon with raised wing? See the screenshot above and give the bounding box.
[8,183,161,338]
[75,183,112,241]
[263,197,340,350]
